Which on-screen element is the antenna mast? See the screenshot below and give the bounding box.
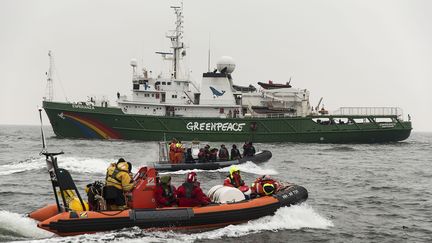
[167,3,184,79]
[208,33,211,72]
[45,50,54,101]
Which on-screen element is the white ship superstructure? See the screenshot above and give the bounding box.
[116,5,313,119]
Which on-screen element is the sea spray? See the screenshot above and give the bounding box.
[0,210,53,240]
[161,161,278,175]
[0,157,44,176]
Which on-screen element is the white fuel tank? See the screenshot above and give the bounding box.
[207,185,245,203]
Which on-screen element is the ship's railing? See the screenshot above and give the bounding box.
[333,107,403,118]
[249,113,299,118]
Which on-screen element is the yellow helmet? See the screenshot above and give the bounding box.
[263,183,275,195]
[229,166,240,177]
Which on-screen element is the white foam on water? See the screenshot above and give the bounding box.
[19,204,332,243]
[188,203,334,240]
[161,161,278,176]
[0,210,53,239]
[58,157,111,174]
[0,156,130,176]
[125,203,332,242]
[220,161,279,175]
[0,158,45,176]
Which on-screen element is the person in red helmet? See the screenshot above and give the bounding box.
[175,172,211,207]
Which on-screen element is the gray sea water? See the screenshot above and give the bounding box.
[0,125,431,242]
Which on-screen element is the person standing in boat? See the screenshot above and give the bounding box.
[230,144,242,160]
[104,158,134,210]
[176,172,211,207]
[174,141,184,163]
[154,175,177,207]
[169,138,177,163]
[218,144,229,160]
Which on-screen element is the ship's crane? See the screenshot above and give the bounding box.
[315,97,323,111]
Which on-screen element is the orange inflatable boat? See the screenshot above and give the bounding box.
[29,152,308,236]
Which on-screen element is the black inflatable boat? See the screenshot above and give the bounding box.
[153,150,272,171]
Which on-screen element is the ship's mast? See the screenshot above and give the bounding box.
[167,4,184,79]
[45,50,54,101]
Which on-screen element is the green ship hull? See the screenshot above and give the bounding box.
[43,101,412,143]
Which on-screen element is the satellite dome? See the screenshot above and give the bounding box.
[216,56,236,74]
[130,58,137,67]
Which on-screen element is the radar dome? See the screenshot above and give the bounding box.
[217,56,236,74]
[130,59,137,67]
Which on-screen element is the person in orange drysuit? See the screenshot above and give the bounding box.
[169,138,177,163]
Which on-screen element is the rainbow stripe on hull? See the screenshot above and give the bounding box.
[62,112,121,139]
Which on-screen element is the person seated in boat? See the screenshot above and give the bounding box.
[250,175,281,197]
[154,175,177,207]
[176,172,211,207]
[224,166,251,198]
[230,144,242,160]
[243,142,256,157]
[204,144,211,161]
[169,138,177,163]
[209,148,218,162]
[104,158,134,210]
[198,148,206,163]
[184,148,194,163]
[224,166,245,188]
[218,144,229,160]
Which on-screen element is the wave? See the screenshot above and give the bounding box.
[323,146,356,152]
[23,203,332,243]
[0,210,53,241]
[161,161,278,176]
[0,156,116,176]
[0,157,45,176]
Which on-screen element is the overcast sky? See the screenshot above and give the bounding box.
[1,0,431,131]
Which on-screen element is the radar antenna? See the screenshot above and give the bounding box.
[167,3,184,79]
[45,51,54,101]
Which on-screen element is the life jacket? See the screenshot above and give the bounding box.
[105,162,131,190]
[169,143,177,152]
[227,174,244,188]
[162,184,175,199]
[182,182,194,198]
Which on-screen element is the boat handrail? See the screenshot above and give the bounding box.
[333,107,403,118]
